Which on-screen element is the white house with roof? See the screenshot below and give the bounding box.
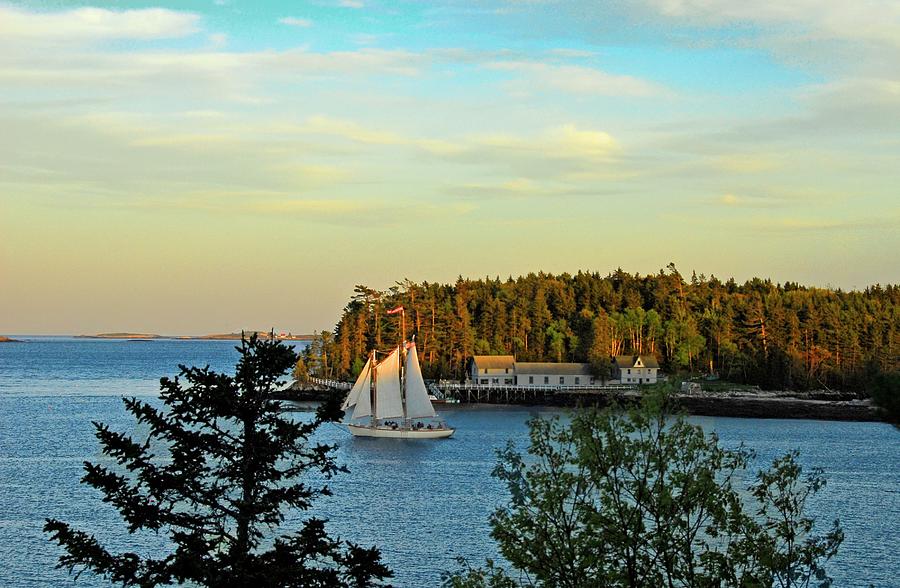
[470,355,516,385]
[611,355,660,384]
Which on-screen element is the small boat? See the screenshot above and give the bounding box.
[342,340,454,439]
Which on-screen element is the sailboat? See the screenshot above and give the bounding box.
[341,340,454,439]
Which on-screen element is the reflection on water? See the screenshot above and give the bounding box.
[1,339,898,586]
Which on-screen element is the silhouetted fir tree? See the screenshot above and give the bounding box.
[45,333,392,588]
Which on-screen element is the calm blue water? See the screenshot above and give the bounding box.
[1,338,898,587]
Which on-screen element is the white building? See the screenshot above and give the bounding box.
[470,355,516,385]
[513,362,599,387]
[611,355,660,384]
[469,356,604,386]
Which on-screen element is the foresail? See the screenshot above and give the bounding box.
[404,343,436,418]
[342,357,372,410]
[350,365,372,419]
[375,347,404,419]
[347,358,373,419]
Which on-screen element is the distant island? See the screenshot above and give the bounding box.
[77,332,313,341]
[0,336,22,343]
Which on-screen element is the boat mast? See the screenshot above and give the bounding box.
[388,306,409,423]
[369,350,376,427]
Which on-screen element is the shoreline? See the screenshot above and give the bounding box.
[276,384,881,423]
[73,332,314,341]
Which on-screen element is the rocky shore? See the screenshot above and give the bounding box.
[274,381,343,401]
[276,380,881,423]
[671,394,876,422]
[544,389,878,422]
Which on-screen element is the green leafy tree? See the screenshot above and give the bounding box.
[45,334,392,588]
[446,389,842,588]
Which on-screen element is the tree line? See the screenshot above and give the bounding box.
[304,266,898,392]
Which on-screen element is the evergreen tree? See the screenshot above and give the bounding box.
[869,371,900,427]
[45,334,392,588]
[330,272,899,392]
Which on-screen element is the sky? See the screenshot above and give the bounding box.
[1,0,898,335]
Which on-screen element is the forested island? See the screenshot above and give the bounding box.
[306,266,898,393]
[77,332,313,341]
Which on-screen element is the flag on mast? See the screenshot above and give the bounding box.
[386,305,404,315]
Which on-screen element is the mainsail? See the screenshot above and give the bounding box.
[404,342,436,418]
[374,347,404,419]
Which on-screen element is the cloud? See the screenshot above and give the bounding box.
[208,33,228,48]
[338,0,366,7]
[713,155,779,174]
[0,5,201,41]
[487,61,664,97]
[758,216,900,233]
[719,193,740,206]
[278,17,313,28]
[472,124,619,162]
[302,116,404,145]
[714,193,788,208]
[644,0,900,47]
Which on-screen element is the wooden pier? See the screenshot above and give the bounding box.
[434,381,638,405]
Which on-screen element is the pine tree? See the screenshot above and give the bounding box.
[45,333,392,588]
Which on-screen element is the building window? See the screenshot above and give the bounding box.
[575,377,580,384]
[505,368,509,373]
[481,379,488,384]
[505,378,513,384]
[544,376,549,384]
[529,376,534,384]
[559,376,565,384]
[627,369,631,374]
[492,378,499,384]
[484,368,488,374]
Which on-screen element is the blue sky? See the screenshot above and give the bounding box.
[1,0,898,334]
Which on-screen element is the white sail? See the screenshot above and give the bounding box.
[342,356,372,410]
[403,343,436,418]
[375,347,404,419]
[350,366,372,419]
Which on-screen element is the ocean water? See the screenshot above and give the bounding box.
[1,338,898,587]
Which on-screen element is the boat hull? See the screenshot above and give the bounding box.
[347,423,454,439]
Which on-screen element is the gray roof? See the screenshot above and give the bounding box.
[613,355,660,369]
[472,355,515,370]
[514,362,592,376]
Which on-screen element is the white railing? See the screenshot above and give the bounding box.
[436,382,637,393]
[308,377,351,390]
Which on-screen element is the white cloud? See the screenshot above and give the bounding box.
[474,124,619,161]
[487,61,664,97]
[646,0,900,47]
[339,0,366,7]
[208,33,228,48]
[278,17,313,28]
[0,5,200,41]
[302,116,404,145]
